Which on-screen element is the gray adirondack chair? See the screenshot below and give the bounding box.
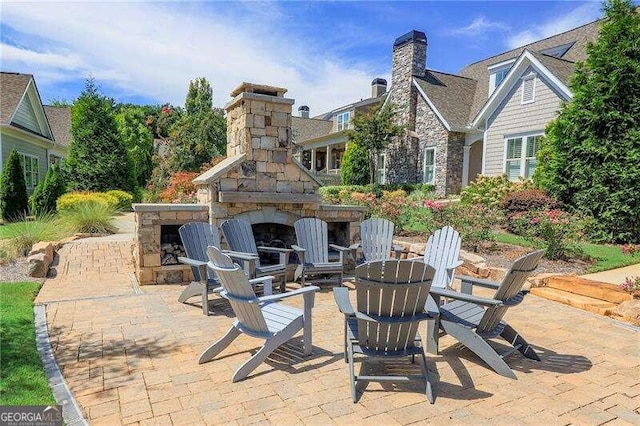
[422,226,463,290]
[221,219,291,293]
[334,260,437,403]
[429,250,544,379]
[349,218,402,264]
[177,222,268,315]
[292,218,351,286]
[199,247,319,382]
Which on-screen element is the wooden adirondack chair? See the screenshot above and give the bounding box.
[429,250,544,379]
[334,260,437,403]
[292,218,351,286]
[422,226,463,290]
[349,218,402,264]
[199,247,319,382]
[177,222,269,315]
[221,219,291,293]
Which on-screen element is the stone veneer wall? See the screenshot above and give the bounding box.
[386,34,427,184]
[133,204,209,285]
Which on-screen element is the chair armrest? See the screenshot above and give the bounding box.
[348,243,361,250]
[458,275,501,290]
[257,285,319,303]
[431,287,502,307]
[448,260,464,270]
[329,244,351,252]
[333,287,355,316]
[177,257,206,268]
[257,246,293,254]
[291,245,305,253]
[249,276,275,286]
[225,251,259,261]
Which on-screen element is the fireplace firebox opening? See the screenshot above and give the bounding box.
[160,225,186,266]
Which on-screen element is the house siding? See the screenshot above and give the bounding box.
[484,67,565,176]
[1,133,48,191]
[12,94,42,134]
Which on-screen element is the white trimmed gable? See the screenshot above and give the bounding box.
[10,79,53,140]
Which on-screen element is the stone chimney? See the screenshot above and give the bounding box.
[298,105,310,118]
[371,78,387,98]
[387,30,427,184]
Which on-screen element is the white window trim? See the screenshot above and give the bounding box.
[489,65,512,94]
[502,132,543,180]
[376,151,386,184]
[520,74,536,105]
[336,111,351,131]
[423,146,436,185]
[19,152,40,189]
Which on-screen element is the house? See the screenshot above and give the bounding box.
[293,19,601,196]
[0,72,71,193]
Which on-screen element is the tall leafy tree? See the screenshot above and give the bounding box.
[0,149,28,221]
[345,103,404,184]
[168,77,226,172]
[65,78,136,192]
[116,106,154,186]
[533,0,640,243]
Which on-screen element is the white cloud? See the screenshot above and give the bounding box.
[449,16,510,36]
[507,2,602,49]
[0,2,376,114]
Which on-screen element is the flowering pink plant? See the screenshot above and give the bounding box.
[621,276,640,297]
[423,199,444,211]
[621,244,640,256]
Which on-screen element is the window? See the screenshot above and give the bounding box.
[494,68,510,88]
[505,135,542,181]
[20,153,40,188]
[423,147,436,184]
[336,111,351,131]
[376,152,386,184]
[521,75,536,104]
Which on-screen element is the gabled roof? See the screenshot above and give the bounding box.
[0,72,33,124]
[459,19,600,121]
[43,105,72,147]
[413,71,477,130]
[291,117,333,142]
[528,51,576,87]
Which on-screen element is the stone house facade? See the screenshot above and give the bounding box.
[293,18,602,196]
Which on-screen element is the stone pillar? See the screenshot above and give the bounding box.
[387,30,427,184]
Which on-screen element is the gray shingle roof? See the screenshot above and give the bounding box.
[414,71,477,129]
[459,19,600,122]
[43,105,72,147]
[291,116,334,143]
[529,51,577,87]
[0,72,32,125]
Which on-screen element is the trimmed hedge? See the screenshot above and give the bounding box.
[57,191,119,212]
[104,190,133,210]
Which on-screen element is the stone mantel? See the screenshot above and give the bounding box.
[133,204,208,212]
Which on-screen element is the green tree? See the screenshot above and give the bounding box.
[115,106,154,186]
[340,142,370,185]
[167,77,226,172]
[65,78,136,192]
[0,149,29,221]
[30,163,66,216]
[533,0,640,243]
[346,103,403,184]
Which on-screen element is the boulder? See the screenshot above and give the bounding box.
[27,242,54,278]
[613,299,640,322]
[28,241,54,258]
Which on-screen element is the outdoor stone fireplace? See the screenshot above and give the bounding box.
[133,82,365,285]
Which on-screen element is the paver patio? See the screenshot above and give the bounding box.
[36,237,640,425]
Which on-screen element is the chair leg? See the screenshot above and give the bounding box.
[441,320,517,379]
[201,283,209,316]
[302,292,315,357]
[420,352,435,404]
[500,323,541,361]
[178,281,204,303]
[280,275,286,293]
[199,325,241,364]
[232,323,298,382]
[348,344,357,403]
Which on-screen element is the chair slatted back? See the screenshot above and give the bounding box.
[423,226,461,289]
[355,260,434,353]
[207,247,269,334]
[294,218,329,264]
[477,250,544,334]
[221,219,261,266]
[179,222,221,281]
[360,218,395,262]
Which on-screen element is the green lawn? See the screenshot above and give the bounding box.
[493,232,640,273]
[0,222,29,239]
[0,282,56,405]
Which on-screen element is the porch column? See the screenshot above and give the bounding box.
[462,145,471,188]
[311,149,316,171]
[327,144,333,172]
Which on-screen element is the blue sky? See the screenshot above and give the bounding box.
[1,1,604,114]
